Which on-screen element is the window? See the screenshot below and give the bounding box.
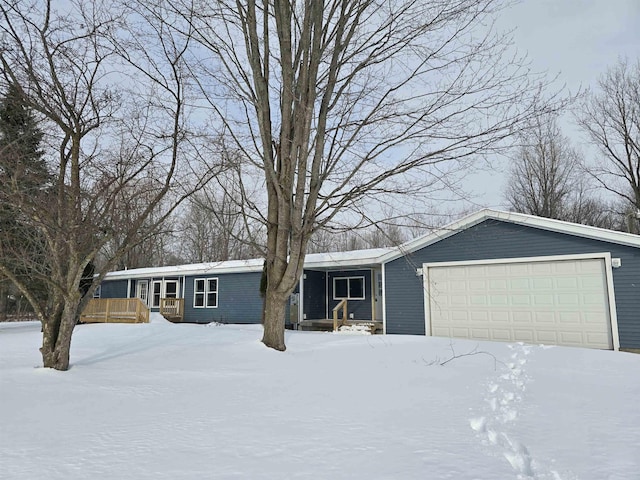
[164,280,178,298]
[194,278,218,308]
[152,281,162,308]
[93,285,101,298]
[333,276,365,300]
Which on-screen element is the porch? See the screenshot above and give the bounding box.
[81,298,149,324]
[294,319,383,334]
[292,299,383,334]
[159,298,184,323]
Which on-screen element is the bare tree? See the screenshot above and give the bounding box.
[0,0,215,370]
[577,58,640,216]
[96,174,177,270]
[171,0,561,350]
[505,115,579,219]
[177,174,265,262]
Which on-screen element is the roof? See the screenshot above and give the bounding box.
[380,208,640,263]
[104,247,395,280]
[104,258,265,280]
[104,209,640,280]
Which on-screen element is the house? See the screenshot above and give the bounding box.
[98,209,640,350]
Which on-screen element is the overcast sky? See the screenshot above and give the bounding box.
[465,0,640,210]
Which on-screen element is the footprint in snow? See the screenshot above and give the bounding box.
[470,342,538,478]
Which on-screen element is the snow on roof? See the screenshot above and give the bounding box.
[104,258,265,280]
[104,247,396,280]
[304,247,393,268]
[105,209,640,280]
[380,208,640,263]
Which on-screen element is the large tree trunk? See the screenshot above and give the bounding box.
[261,288,288,351]
[40,303,77,371]
[0,282,7,322]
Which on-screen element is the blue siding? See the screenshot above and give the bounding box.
[183,272,263,324]
[100,279,128,298]
[385,219,640,349]
[327,269,373,321]
[303,270,326,319]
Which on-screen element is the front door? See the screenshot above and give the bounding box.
[374,270,383,321]
[136,280,149,306]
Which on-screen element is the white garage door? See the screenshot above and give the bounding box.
[425,256,615,349]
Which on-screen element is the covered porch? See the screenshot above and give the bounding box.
[289,251,385,333]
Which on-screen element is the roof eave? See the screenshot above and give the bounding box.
[379,208,640,264]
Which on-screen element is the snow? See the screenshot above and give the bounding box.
[103,247,395,280]
[1,315,639,479]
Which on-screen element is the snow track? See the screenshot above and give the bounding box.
[470,343,569,479]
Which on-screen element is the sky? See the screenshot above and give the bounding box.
[464,0,640,209]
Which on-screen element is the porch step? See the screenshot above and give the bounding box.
[338,323,378,335]
[295,319,382,334]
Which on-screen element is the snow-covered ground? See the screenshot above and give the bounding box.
[1,314,638,480]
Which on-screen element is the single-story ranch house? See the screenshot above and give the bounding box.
[97,209,640,350]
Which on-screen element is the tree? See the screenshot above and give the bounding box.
[0,0,215,370]
[177,160,265,263]
[505,115,579,219]
[171,0,561,351]
[0,83,48,321]
[577,58,640,217]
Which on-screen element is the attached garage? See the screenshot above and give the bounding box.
[382,209,640,350]
[423,254,618,349]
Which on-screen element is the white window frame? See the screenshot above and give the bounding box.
[152,280,162,308]
[136,280,149,306]
[194,277,218,308]
[151,279,180,308]
[164,280,179,299]
[333,276,365,300]
[93,285,101,298]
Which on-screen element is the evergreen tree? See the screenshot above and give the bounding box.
[0,83,48,189]
[0,83,49,321]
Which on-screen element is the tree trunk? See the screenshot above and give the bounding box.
[0,282,7,322]
[261,288,288,351]
[40,305,77,371]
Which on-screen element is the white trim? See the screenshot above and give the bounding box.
[299,271,304,324]
[373,268,384,322]
[103,209,639,282]
[381,209,640,264]
[136,280,150,306]
[422,252,620,350]
[127,279,131,299]
[104,248,392,281]
[421,252,613,269]
[423,266,431,336]
[193,277,219,309]
[381,263,387,334]
[325,272,329,319]
[151,280,162,308]
[332,276,366,301]
[163,279,179,299]
[603,255,621,351]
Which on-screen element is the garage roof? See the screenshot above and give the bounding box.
[104,209,639,280]
[380,209,640,263]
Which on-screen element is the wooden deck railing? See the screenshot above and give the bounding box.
[80,298,149,324]
[332,299,348,331]
[160,298,184,321]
